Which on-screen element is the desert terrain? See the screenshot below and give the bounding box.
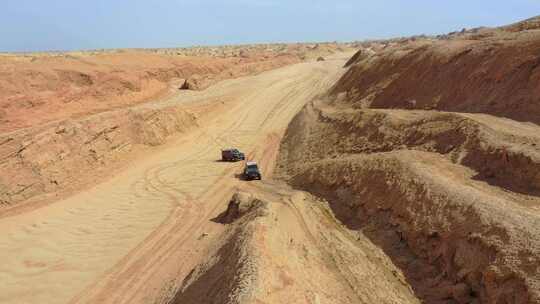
[0,43,348,133]
[1,17,540,304]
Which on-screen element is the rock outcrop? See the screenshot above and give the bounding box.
[0,103,198,209]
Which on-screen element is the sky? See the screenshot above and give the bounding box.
[1,0,539,52]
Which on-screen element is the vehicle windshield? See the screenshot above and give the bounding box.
[246,165,259,172]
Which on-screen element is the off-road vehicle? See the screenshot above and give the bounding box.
[221,148,245,162]
[243,161,262,180]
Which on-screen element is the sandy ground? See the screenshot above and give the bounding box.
[0,54,352,304]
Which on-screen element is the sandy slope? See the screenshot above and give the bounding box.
[332,20,540,126]
[0,50,294,133]
[173,184,420,304]
[276,96,540,303]
[276,28,540,301]
[0,55,350,304]
[0,43,351,133]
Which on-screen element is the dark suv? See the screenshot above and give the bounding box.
[221,148,245,162]
[243,162,262,180]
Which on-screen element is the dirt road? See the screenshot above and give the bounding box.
[0,56,349,304]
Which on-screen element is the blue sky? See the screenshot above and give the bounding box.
[1,0,539,52]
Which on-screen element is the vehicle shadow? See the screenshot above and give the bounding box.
[210,209,229,224]
[234,173,247,181]
[214,159,243,163]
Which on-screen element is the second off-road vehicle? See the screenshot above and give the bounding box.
[221,148,245,162]
[243,161,262,180]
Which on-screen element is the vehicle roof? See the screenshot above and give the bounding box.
[246,161,258,166]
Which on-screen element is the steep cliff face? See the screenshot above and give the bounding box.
[331,24,540,125]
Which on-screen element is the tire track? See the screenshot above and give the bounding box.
[68,59,350,304]
[282,195,366,303]
[75,76,292,303]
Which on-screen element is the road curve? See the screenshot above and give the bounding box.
[0,56,349,304]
